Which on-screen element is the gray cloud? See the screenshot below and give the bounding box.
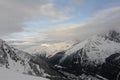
[42,6,120,42]
[4,6,120,46]
[0,0,49,36]
[1,0,120,46]
[7,6,120,45]
[0,0,69,36]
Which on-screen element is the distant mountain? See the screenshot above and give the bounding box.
[25,41,76,57]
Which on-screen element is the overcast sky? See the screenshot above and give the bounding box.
[0,0,120,46]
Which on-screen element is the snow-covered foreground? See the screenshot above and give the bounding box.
[0,68,49,80]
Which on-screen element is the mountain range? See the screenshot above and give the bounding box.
[0,30,120,80]
[49,30,120,80]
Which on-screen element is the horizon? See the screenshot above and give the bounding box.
[0,0,120,47]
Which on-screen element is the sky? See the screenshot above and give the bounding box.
[0,0,120,47]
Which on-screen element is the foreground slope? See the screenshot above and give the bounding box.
[0,39,48,77]
[0,39,67,80]
[0,68,49,80]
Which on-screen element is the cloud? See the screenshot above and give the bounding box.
[3,32,46,46]
[69,0,84,7]
[0,0,69,36]
[56,0,83,7]
[39,3,70,22]
[4,6,120,46]
[1,0,120,46]
[41,6,120,41]
[5,7,120,45]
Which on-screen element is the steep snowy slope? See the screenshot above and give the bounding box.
[0,39,49,77]
[0,39,69,80]
[60,31,120,65]
[25,41,75,57]
[48,30,120,78]
[0,67,49,80]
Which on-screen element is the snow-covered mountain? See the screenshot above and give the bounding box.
[59,30,120,65]
[25,41,76,57]
[1,30,120,80]
[49,30,120,80]
[0,39,68,80]
[0,39,49,77]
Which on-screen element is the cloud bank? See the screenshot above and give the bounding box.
[0,0,120,46]
[42,6,120,41]
[0,0,70,36]
[5,6,120,46]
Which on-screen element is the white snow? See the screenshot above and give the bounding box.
[0,39,48,77]
[60,35,120,64]
[0,67,49,80]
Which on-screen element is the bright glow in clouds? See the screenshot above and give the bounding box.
[0,0,120,46]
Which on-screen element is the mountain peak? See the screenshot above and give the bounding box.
[106,30,120,43]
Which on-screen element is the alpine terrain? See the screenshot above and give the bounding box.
[0,39,67,80]
[49,30,120,80]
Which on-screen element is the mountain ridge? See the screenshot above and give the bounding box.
[0,39,68,80]
[48,30,120,80]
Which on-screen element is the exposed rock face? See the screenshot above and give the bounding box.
[106,30,120,43]
[101,53,120,80]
